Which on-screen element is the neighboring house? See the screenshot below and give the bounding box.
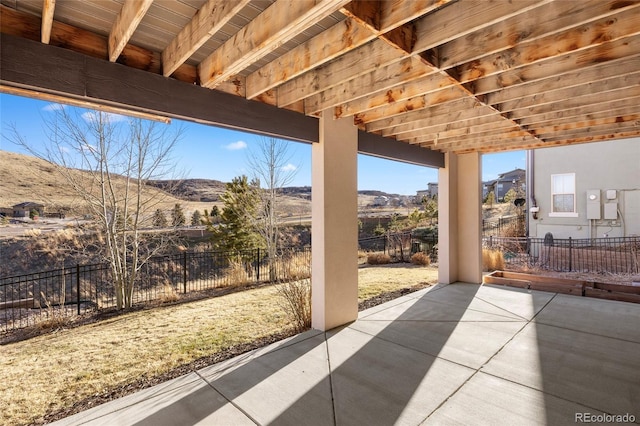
[528,138,640,239]
[483,168,526,201]
[372,196,388,206]
[416,182,438,199]
[12,202,44,218]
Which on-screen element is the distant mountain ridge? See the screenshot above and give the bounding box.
[0,150,403,208]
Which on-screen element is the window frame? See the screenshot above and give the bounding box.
[549,173,578,217]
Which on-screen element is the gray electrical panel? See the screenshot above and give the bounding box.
[586,189,601,220]
[604,202,618,220]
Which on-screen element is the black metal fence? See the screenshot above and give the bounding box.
[358,232,438,262]
[0,247,310,332]
[482,214,526,237]
[484,236,640,274]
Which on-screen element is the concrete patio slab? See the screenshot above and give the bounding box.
[54,372,253,426]
[534,294,640,342]
[423,372,605,425]
[361,295,524,323]
[421,282,554,320]
[326,326,475,425]
[350,319,525,369]
[49,282,640,426]
[199,331,333,425]
[356,283,448,320]
[472,284,556,320]
[482,322,640,418]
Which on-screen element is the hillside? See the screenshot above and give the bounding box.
[0,150,412,220]
[0,151,205,215]
[148,178,226,202]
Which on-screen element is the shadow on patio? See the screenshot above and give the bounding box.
[53,283,640,425]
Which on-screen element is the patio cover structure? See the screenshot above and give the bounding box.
[2,0,640,331]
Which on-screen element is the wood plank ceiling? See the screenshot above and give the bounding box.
[1,0,639,154]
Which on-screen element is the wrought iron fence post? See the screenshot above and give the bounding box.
[183,251,188,294]
[256,248,260,282]
[569,237,573,272]
[76,264,81,315]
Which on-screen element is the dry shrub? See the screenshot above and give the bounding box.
[483,248,505,271]
[275,251,311,281]
[36,291,69,331]
[224,259,251,287]
[410,252,431,266]
[158,282,180,304]
[276,279,311,332]
[25,228,42,237]
[367,253,391,265]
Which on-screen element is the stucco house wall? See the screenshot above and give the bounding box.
[529,138,640,239]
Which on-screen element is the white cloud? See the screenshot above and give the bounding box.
[42,103,66,112]
[225,140,247,151]
[81,111,127,124]
[281,163,297,172]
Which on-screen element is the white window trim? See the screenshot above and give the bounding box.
[549,212,579,218]
[550,173,577,217]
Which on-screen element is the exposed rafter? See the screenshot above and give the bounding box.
[162,0,251,77]
[108,0,154,62]
[40,0,55,44]
[198,0,350,89]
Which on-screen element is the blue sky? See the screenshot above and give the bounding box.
[0,93,524,195]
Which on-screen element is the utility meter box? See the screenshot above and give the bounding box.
[604,202,618,220]
[586,189,601,220]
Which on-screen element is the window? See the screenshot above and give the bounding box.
[550,173,577,217]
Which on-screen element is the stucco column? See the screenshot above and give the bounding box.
[311,110,359,331]
[438,152,482,284]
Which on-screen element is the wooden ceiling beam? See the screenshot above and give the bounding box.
[497,72,640,113]
[198,0,349,89]
[508,86,640,120]
[523,100,640,129]
[40,0,55,44]
[276,38,403,107]
[468,34,640,96]
[465,129,640,153]
[335,75,461,118]
[417,129,539,150]
[406,123,524,146]
[303,56,437,115]
[0,5,197,83]
[364,97,479,132]
[109,0,154,62]
[245,17,377,99]
[535,121,640,142]
[335,84,466,123]
[162,0,251,77]
[438,1,638,70]
[518,96,640,128]
[453,8,640,85]
[531,114,640,137]
[270,1,451,106]
[412,0,548,53]
[485,56,640,105]
[391,113,512,141]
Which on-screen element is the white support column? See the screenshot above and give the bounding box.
[311,110,359,331]
[438,152,483,284]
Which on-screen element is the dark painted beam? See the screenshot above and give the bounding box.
[1,33,444,168]
[0,33,318,143]
[358,131,444,168]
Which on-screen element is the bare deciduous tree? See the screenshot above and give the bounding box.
[8,107,183,309]
[246,137,299,281]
